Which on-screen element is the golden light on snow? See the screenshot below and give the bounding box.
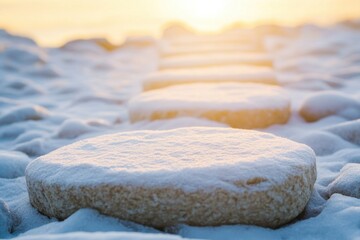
[0,0,359,46]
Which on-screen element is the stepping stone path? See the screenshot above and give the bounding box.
[140,28,286,128]
[26,127,317,228]
[129,83,290,129]
[26,28,316,230]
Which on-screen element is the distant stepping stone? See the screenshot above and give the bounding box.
[144,65,277,91]
[130,83,290,129]
[26,127,316,228]
[159,53,272,70]
[161,43,261,57]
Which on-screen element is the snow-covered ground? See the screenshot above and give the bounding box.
[1,21,360,239]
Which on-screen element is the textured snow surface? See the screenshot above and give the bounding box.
[26,127,315,191]
[1,22,360,239]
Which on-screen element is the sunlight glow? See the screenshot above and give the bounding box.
[0,0,359,46]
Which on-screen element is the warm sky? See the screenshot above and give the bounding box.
[0,0,360,46]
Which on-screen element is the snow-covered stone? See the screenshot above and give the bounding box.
[129,83,290,129]
[299,92,360,122]
[143,66,277,91]
[159,53,272,70]
[0,150,31,178]
[327,164,360,198]
[26,127,316,228]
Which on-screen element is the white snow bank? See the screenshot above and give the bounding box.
[325,119,360,145]
[19,209,158,236]
[293,131,356,156]
[0,150,31,178]
[327,164,360,198]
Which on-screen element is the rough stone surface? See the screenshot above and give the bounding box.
[129,83,290,129]
[26,127,316,228]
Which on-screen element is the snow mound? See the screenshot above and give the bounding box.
[26,127,316,228]
[293,131,356,156]
[325,119,360,145]
[129,83,290,129]
[20,208,158,236]
[143,65,277,91]
[0,199,13,237]
[299,92,360,122]
[56,119,94,139]
[0,105,50,126]
[327,164,360,198]
[0,150,31,178]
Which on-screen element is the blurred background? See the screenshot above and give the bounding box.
[1,0,360,46]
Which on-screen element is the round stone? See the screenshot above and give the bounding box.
[143,66,277,91]
[129,83,290,129]
[26,127,316,228]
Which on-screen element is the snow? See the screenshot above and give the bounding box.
[299,91,360,122]
[327,164,360,198]
[0,199,13,237]
[26,127,315,191]
[19,209,159,236]
[0,150,31,178]
[0,20,360,239]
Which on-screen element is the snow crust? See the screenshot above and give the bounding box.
[0,150,31,178]
[26,127,315,192]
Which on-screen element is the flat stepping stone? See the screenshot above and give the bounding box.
[130,83,290,129]
[161,44,261,57]
[159,53,272,70]
[144,66,277,91]
[26,127,316,228]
